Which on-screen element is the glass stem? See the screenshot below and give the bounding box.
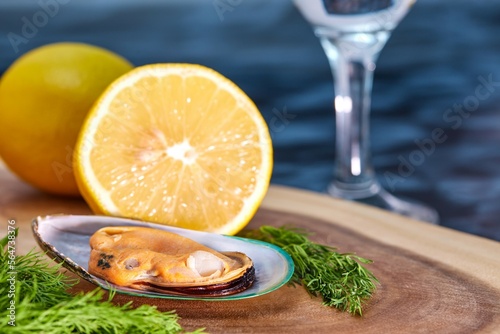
[319,33,389,199]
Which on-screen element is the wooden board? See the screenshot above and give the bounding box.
[1,164,500,333]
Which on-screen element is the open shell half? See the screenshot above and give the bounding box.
[32,215,294,301]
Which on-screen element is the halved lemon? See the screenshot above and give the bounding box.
[74,64,273,235]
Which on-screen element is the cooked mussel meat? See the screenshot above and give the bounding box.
[88,226,255,296]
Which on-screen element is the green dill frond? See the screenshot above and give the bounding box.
[7,289,198,334]
[243,225,378,316]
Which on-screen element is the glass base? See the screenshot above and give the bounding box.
[327,182,439,224]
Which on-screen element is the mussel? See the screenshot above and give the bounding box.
[32,214,294,301]
[88,226,255,296]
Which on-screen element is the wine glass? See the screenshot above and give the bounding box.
[293,0,438,223]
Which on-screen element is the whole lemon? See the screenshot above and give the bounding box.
[0,42,133,196]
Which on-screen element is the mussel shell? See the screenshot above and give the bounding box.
[32,214,294,301]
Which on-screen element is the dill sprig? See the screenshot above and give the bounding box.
[0,232,204,334]
[8,290,199,334]
[3,248,75,306]
[243,225,379,316]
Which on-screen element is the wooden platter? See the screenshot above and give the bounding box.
[1,163,499,333]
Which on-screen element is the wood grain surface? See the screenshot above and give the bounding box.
[1,163,500,333]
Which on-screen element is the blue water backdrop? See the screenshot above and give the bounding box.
[1,0,499,240]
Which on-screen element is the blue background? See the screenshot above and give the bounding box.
[1,0,500,241]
